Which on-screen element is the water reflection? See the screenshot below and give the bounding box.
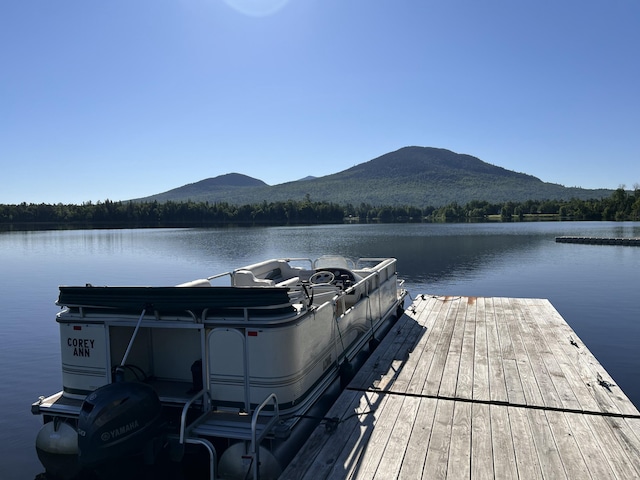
[2,222,639,480]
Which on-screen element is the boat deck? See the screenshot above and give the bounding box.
[281,295,640,479]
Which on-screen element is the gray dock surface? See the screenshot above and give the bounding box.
[280,295,640,479]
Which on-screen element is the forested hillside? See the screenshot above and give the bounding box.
[135,147,613,207]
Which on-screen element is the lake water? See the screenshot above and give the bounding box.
[1,222,639,479]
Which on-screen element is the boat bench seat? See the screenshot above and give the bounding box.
[237,260,304,284]
[233,270,275,287]
[233,260,313,286]
[233,271,304,305]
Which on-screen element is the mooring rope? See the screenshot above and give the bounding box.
[344,386,640,420]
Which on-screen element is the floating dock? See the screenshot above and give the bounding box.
[556,236,640,246]
[281,295,640,479]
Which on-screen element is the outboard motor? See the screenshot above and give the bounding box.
[77,381,162,467]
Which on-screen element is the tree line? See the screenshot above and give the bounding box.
[2,187,639,229]
[428,186,640,222]
[0,199,346,228]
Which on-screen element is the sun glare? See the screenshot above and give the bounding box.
[223,0,291,17]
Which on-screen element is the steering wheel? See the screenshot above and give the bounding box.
[310,270,335,285]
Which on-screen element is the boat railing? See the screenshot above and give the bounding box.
[330,266,381,317]
[179,391,279,480]
[282,257,314,267]
[200,300,307,323]
[356,257,395,268]
[249,393,280,480]
[179,389,212,444]
[170,388,217,480]
[206,271,233,282]
[177,436,217,480]
[313,255,355,270]
[336,259,401,320]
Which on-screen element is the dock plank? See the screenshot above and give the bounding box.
[532,298,639,417]
[564,412,616,479]
[446,401,472,479]
[472,297,490,402]
[586,415,640,478]
[391,295,445,394]
[484,298,509,403]
[508,406,543,478]
[520,299,588,412]
[470,403,493,480]
[421,399,454,479]
[437,297,467,398]
[280,295,640,480]
[397,396,436,479]
[489,405,517,480]
[372,395,421,479]
[512,300,564,409]
[455,298,476,400]
[544,410,591,478]
[502,297,546,407]
[405,296,451,396]
[494,298,526,405]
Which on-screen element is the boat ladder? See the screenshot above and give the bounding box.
[177,391,280,480]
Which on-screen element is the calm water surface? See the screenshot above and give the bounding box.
[1,222,639,479]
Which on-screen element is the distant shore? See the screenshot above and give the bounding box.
[1,187,639,230]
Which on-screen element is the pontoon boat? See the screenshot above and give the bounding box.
[32,256,406,479]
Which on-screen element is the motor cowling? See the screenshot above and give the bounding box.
[77,381,162,467]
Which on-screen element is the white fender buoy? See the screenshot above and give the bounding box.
[35,420,80,479]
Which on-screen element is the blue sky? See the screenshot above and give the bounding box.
[2,0,639,204]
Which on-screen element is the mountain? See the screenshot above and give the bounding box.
[138,173,267,203]
[134,147,612,207]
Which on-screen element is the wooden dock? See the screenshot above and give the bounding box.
[280,295,640,479]
[556,236,640,246]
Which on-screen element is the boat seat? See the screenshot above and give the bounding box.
[238,259,304,283]
[232,270,275,287]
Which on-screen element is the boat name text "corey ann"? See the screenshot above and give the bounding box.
[68,337,95,357]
